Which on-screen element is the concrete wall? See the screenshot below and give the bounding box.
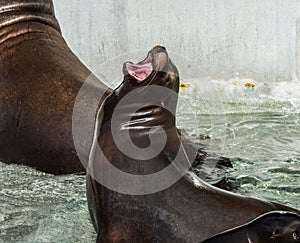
[296,0,300,81]
[53,0,297,82]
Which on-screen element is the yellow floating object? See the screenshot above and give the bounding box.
[232,80,240,86]
[180,83,191,88]
[244,82,256,88]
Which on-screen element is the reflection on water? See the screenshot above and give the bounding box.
[1,83,300,242]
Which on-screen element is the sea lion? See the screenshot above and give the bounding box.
[0,0,111,174]
[201,211,300,243]
[86,45,300,242]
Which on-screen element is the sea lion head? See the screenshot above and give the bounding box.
[122,45,179,95]
[113,46,180,127]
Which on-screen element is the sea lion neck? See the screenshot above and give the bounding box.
[110,81,177,133]
[0,0,61,46]
[98,84,180,175]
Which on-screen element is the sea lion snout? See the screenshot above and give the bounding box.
[123,45,179,93]
[151,45,167,53]
[149,45,169,71]
[123,45,170,82]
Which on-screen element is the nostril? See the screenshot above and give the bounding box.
[153,45,166,52]
[158,46,166,53]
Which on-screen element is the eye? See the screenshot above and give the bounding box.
[167,76,171,83]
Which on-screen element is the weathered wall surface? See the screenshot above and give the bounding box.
[53,0,297,82]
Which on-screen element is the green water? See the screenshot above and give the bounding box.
[225,112,300,208]
[0,167,96,243]
[178,112,300,208]
[1,111,300,242]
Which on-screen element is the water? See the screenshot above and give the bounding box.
[1,81,300,242]
[178,112,300,209]
[176,79,300,209]
[0,167,96,243]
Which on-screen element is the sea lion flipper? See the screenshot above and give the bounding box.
[201,211,300,243]
[178,130,235,190]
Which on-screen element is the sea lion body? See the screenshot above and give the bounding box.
[0,0,110,174]
[202,211,300,243]
[87,46,300,242]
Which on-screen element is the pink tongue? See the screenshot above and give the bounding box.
[126,62,153,83]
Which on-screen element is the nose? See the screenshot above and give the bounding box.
[153,45,166,53]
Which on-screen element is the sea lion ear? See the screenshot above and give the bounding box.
[170,72,180,90]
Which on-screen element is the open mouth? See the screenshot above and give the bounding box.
[124,52,153,83]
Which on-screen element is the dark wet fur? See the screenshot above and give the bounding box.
[201,211,300,243]
[87,46,300,243]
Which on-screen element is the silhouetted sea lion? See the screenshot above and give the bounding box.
[201,211,300,243]
[0,0,110,174]
[87,45,300,242]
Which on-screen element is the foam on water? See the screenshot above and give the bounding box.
[178,78,300,114]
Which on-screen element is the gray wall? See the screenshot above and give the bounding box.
[53,0,298,82]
